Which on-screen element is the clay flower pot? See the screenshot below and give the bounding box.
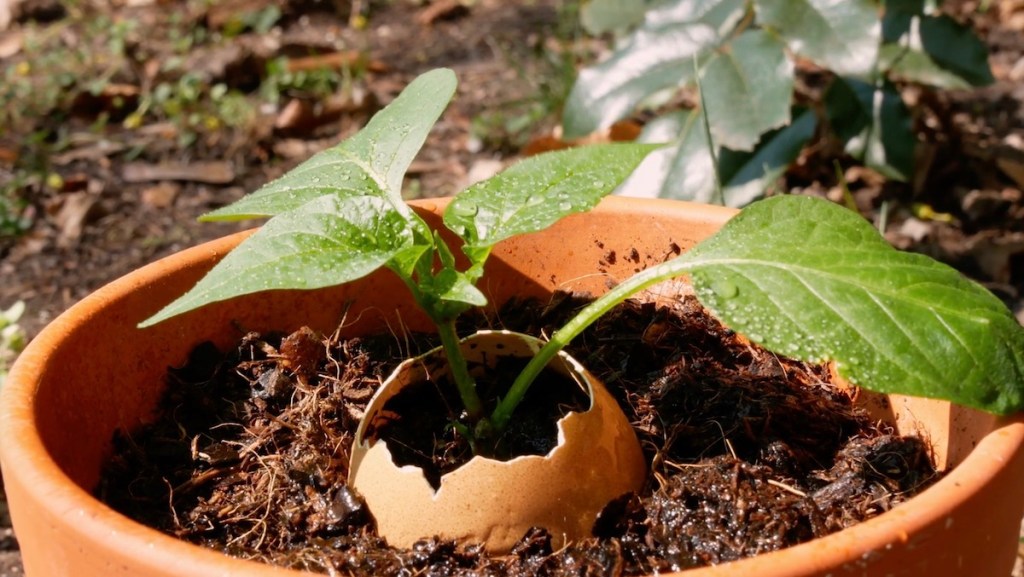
[2,197,1023,577]
[349,330,646,553]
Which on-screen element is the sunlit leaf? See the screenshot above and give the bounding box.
[616,110,717,202]
[881,14,994,88]
[680,195,1024,415]
[717,107,817,205]
[701,29,793,151]
[563,0,746,138]
[755,0,880,77]
[580,0,649,34]
[201,68,457,221]
[646,0,748,32]
[141,195,415,326]
[879,45,972,89]
[617,107,814,207]
[445,144,659,255]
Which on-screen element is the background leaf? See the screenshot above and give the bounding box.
[701,29,793,151]
[680,195,1024,415]
[141,195,414,326]
[617,107,815,207]
[444,143,658,253]
[878,44,972,90]
[617,110,717,202]
[755,0,880,77]
[645,0,748,32]
[883,0,925,13]
[717,107,818,205]
[201,68,457,220]
[881,14,994,88]
[563,0,745,138]
[826,77,915,181]
[580,0,649,34]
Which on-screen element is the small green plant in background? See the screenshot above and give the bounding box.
[0,180,33,240]
[564,0,994,206]
[141,69,1023,457]
[0,301,28,389]
[259,57,355,106]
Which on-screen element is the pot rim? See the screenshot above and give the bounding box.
[1,196,1022,577]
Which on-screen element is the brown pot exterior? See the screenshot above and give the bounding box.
[1,196,1022,577]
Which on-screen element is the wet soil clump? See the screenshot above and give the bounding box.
[99,291,939,575]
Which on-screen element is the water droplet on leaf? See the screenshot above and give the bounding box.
[711,279,739,299]
[453,201,479,217]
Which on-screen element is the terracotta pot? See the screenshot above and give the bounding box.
[1,197,1022,577]
[349,330,646,553]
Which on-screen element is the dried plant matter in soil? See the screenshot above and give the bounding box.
[100,289,939,575]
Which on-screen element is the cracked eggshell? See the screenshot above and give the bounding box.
[349,330,647,553]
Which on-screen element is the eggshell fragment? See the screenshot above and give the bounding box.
[349,330,646,553]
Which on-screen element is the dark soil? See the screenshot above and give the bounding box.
[99,288,938,575]
[376,355,589,488]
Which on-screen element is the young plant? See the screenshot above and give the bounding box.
[140,68,659,444]
[142,69,1024,458]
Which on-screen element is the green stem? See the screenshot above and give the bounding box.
[693,54,723,207]
[490,256,696,432]
[436,320,485,423]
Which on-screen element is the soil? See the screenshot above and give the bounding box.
[3,0,1024,574]
[99,288,938,575]
[375,355,590,486]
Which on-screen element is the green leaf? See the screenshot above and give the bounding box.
[700,29,793,151]
[617,110,718,203]
[650,0,748,32]
[140,195,414,327]
[563,0,745,138]
[881,14,994,88]
[717,107,818,205]
[617,107,815,207]
[580,0,649,34]
[444,143,659,254]
[680,195,1024,415]
[884,0,926,14]
[918,15,993,85]
[826,77,914,181]
[878,44,972,89]
[755,0,880,77]
[201,68,457,221]
[429,269,488,309]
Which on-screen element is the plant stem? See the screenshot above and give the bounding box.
[490,256,695,431]
[436,320,485,423]
[694,53,724,207]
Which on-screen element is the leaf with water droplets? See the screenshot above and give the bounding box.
[679,195,1024,414]
[443,143,659,265]
[201,68,457,221]
[141,196,416,327]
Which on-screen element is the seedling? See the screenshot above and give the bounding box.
[142,69,1024,454]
